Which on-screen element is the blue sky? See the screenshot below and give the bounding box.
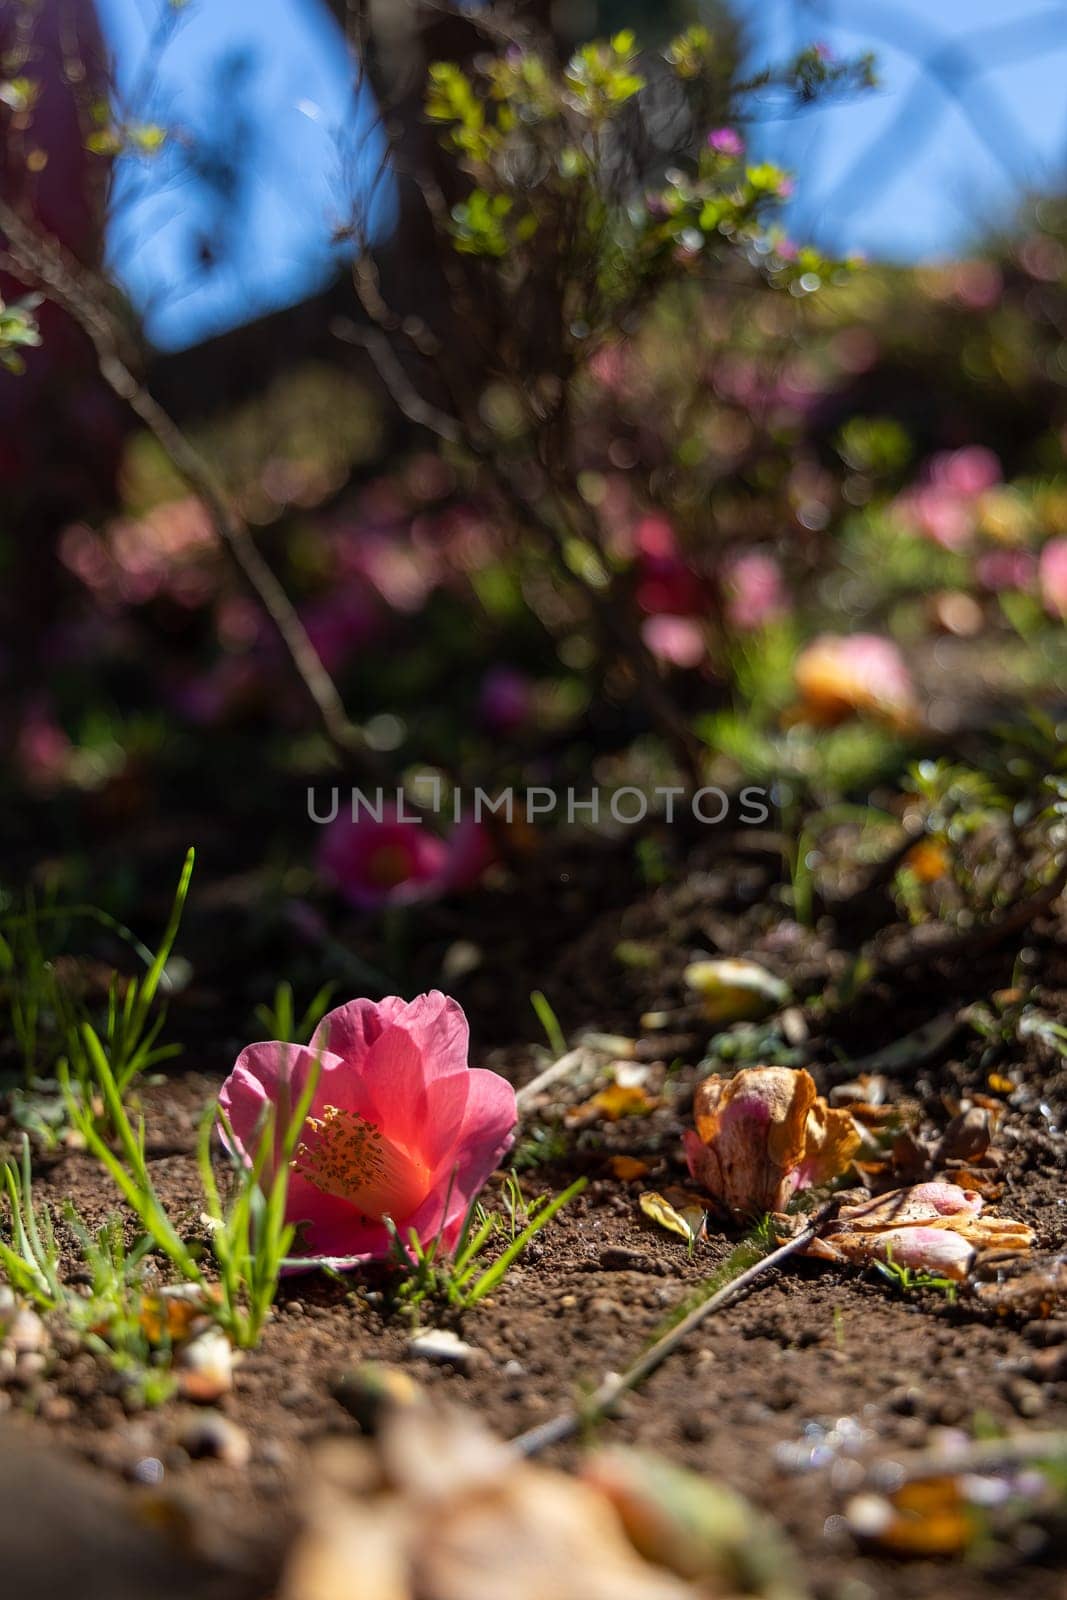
[96,0,1067,351]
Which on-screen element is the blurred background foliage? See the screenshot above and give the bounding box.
[0,0,1065,1010]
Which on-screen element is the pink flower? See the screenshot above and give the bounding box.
[975,548,1035,594]
[319,806,450,910]
[723,551,788,630]
[929,446,1001,498]
[896,484,973,550]
[635,516,707,617]
[15,698,71,792]
[1039,538,1067,619]
[219,992,517,1265]
[708,128,744,157]
[318,807,494,909]
[793,633,917,729]
[641,613,706,669]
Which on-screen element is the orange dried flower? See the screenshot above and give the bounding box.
[683,1066,860,1218]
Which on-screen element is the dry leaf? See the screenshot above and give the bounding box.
[568,1083,658,1126]
[611,1156,651,1182]
[136,1285,221,1346]
[683,1066,860,1218]
[683,959,789,1025]
[639,1190,706,1245]
[846,1477,973,1557]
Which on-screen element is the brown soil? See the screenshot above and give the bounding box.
[2,844,1066,1600]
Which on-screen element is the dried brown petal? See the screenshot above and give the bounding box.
[684,1067,860,1218]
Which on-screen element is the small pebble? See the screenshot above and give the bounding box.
[1003,1377,1046,1419]
[177,1328,234,1403]
[407,1328,480,1373]
[9,1307,47,1354]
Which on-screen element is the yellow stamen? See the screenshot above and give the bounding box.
[292,1104,430,1222]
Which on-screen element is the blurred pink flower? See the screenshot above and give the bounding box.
[707,128,744,157]
[479,666,533,734]
[724,551,788,630]
[896,484,973,550]
[441,815,497,891]
[219,992,516,1266]
[929,446,1001,498]
[15,699,71,792]
[641,614,705,669]
[318,806,450,911]
[793,633,917,728]
[319,807,495,910]
[635,516,707,616]
[975,549,1035,594]
[1039,538,1067,619]
[299,584,381,674]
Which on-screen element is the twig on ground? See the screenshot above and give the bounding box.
[511,1204,835,1456]
[515,1049,588,1116]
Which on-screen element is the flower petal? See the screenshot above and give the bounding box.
[310,996,408,1064]
[219,1041,344,1172]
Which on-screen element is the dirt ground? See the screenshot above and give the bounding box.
[2,839,1066,1599]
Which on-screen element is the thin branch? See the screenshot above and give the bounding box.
[515,1048,587,1115]
[0,199,366,765]
[511,1204,834,1456]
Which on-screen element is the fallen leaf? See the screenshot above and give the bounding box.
[570,1084,658,1124]
[584,1449,806,1596]
[846,1477,973,1557]
[639,1190,706,1245]
[987,1073,1016,1095]
[683,959,789,1025]
[611,1156,651,1182]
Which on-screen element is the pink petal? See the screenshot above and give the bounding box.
[436,1066,517,1197]
[872,1226,976,1280]
[289,1206,394,1267]
[391,991,471,1078]
[310,995,408,1063]
[219,1041,345,1173]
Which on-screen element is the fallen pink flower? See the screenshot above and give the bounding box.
[804,1181,1034,1280]
[219,992,517,1266]
[868,1226,976,1281]
[683,1066,860,1218]
[318,805,450,911]
[792,633,918,730]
